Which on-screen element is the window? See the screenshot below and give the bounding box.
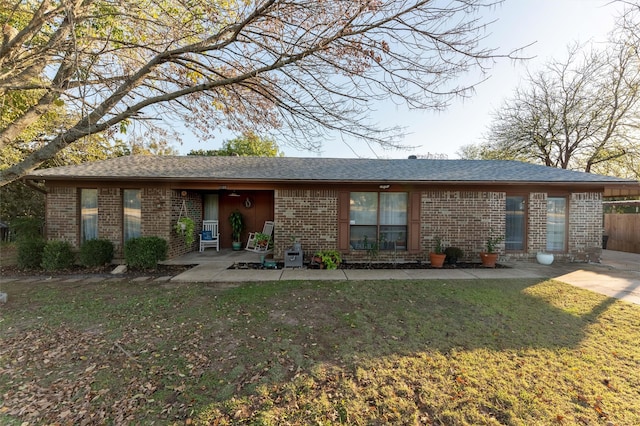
[81,189,98,242]
[349,192,407,250]
[203,194,219,220]
[547,197,566,251]
[505,196,526,251]
[124,189,141,241]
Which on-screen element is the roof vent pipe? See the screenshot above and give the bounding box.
[408,155,417,159]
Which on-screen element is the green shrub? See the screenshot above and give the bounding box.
[10,217,43,241]
[79,239,114,267]
[313,249,342,270]
[124,236,168,270]
[41,240,76,270]
[17,237,46,269]
[444,246,464,259]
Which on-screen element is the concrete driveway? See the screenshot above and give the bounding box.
[549,250,640,305]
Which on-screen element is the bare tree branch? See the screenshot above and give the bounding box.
[462,8,640,178]
[1,0,521,185]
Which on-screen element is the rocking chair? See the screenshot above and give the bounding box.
[245,221,275,253]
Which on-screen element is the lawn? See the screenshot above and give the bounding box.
[1,277,639,425]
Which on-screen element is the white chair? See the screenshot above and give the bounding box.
[245,221,274,252]
[199,220,220,252]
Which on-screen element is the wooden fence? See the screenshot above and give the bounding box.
[604,214,640,254]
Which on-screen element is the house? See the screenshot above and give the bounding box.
[24,155,640,263]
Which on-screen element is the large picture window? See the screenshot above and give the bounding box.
[349,192,407,250]
[547,197,566,252]
[505,196,526,251]
[80,189,98,242]
[124,189,141,241]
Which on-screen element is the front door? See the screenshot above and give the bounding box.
[219,191,274,248]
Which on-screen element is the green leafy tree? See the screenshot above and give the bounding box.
[188,131,283,157]
[0,129,131,222]
[1,0,519,186]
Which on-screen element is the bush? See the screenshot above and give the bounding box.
[10,217,43,242]
[124,236,168,270]
[444,246,464,264]
[17,237,46,269]
[41,240,76,270]
[79,239,114,267]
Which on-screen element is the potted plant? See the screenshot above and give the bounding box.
[444,246,464,265]
[174,217,195,246]
[312,249,342,270]
[429,237,447,268]
[228,210,244,251]
[290,235,301,251]
[480,232,504,267]
[254,232,272,248]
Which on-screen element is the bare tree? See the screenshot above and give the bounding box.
[0,0,517,186]
[460,9,640,178]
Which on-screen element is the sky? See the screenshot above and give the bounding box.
[173,0,627,159]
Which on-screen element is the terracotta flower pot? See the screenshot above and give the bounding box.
[312,256,324,268]
[480,252,499,268]
[429,253,447,268]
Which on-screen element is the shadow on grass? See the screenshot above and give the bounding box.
[2,277,635,424]
[221,278,601,361]
[186,277,639,423]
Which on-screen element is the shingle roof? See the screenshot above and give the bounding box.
[25,155,636,184]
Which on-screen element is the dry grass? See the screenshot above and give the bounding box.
[1,278,639,425]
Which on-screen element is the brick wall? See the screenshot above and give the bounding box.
[273,189,338,259]
[46,186,78,244]
[168,190,203,258]
[421,191,506,262]
[98,188,122,255]
[46,184,202,260]
[527,193,547,255]
[569,192,603,262]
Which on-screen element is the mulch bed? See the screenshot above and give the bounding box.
[229,261,509,270]
[0,263,193,279]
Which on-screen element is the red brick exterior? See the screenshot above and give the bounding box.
[45,182,604,264]
[569,192,603,262]
[420,191,506,262]
[273,188,338,259]
[527,193,548,255]
[169,190,203,258]
[97,187,123,254]
[46,185,204,260]
[45,186,77,243]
